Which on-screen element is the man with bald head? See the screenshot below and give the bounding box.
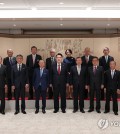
[81,47,94,99]
[3,49,16,100]
[46,48,56,99]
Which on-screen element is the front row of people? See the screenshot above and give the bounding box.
[0,54,120,115]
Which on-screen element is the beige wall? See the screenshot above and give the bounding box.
[0,37,120,69]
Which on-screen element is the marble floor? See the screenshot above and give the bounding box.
[0,109,120,134]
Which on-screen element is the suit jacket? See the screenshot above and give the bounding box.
[3,57,16,79]
[26,54,42,70]
[0,65,7,88]
[11,64,28,88]
[70,66,87,89]
[81,55,94,68]
[50,63,69,86]
[99,55,114,71]
[87,66,104,88]
[46,57,56,71]
[33,68,49,91]
[104,69,120,90]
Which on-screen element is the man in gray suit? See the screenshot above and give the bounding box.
[87,57,104,113]
[0,56,7,115]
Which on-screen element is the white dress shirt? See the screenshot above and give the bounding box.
[77,65,81,75]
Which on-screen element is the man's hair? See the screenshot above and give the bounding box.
[56,53,63,57]
[92,56,99,61]
[76,57,81,60]
[16,54,23,58]
[110,61,116,65]
[31,46,37,50]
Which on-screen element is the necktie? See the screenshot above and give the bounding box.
[19,64,21,71]
[40,69,43,77]
[58,64,61,75]
[93,66,97,74]
[111,70,114,79]
[105,56,108,63]
[51,57,54,64]
[32,55,35,65]
[85,56,89,63]
[9,57,12,65]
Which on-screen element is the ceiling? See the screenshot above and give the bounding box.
[0,0,120,30]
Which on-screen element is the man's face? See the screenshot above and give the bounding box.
[110,61,116,69]
[56,55,62,63]
[50,51,55,57]
[76,58,82,65]
[84,49,90,56]
[16,56,23,64]
[31,48,37,55]
[7,50,13,57]
[92,58,98,66]
[103,50,109,55]
[39,60,45,68]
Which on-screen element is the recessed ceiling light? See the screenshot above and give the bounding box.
[0,2,4,5]
[60,23,63,26]
[86,7,92,11]
[31,7,37,11]
[59,2,64,5]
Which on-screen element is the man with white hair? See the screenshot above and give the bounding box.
[81,47,94,99]
[99,47,114,100]
[3,49,16,100]
[46,48,56,99]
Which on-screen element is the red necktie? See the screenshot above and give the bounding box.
[58,64,61,75]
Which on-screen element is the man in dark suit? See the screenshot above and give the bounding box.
[3,49,16,100]
[104,61,120,115]
[46,48,56,99]
[26,46,42,99]
[70,57,87,113]
[87,57,104,113]
[99,47,114,100]
[11,55,29,115]
[0,56,7,115]
[50,53,69,113]
[33,60,49,114]
[81,47,94,99]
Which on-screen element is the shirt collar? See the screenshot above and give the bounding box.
[17,63,22,66]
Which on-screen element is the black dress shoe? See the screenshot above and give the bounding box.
[28,97,33,100]
[53,110,59,113]
[114,112,118,115]
[22,110,27,114]
[35,109,39,114]
[104,111,109,114]
[8,97,12,100]
[62,109,66,113]
[42,109,46,114]
[73,109,78,113]
[14,111,19,115]
[88,109,94,112]
[96,110,101,113]
[1,111,5,115]
[80,110,85,113]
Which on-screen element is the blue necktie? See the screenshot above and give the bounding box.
[40,68,43,77]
